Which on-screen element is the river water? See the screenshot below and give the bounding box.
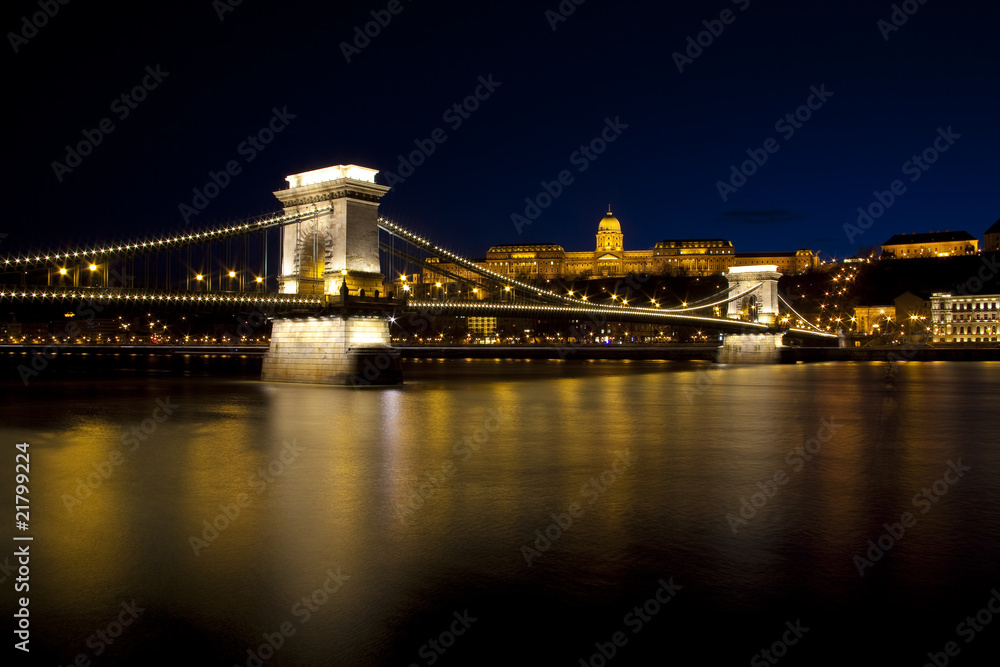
[3,359,999,665]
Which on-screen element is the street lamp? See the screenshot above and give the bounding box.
[85,262,100,288]
[55,267,72,287]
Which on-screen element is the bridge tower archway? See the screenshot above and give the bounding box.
[273,165,390,297]
[262,165,401,385]
[718,265,784,363]
[725,265,781,325]
[295,230,327,295]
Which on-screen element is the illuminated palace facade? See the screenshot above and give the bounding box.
[931,293,1000,343]
[881,231,979,258]
[411,210,818,289]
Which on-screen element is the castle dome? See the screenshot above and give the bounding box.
[598,208,621,233]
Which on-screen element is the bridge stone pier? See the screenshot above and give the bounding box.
[261,165,402,385]
[717,265,785,364]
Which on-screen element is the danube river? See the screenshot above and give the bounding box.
[3,358,999,665]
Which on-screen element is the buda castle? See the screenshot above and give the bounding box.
[415,209,819,288]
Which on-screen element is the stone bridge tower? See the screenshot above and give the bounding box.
[262,164,401,385]
[273,165,390,297]
[725,265,782,325]
[718,265,784,363]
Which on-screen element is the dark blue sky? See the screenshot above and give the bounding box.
[5,0,999,262]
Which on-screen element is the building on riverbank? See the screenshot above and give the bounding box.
[410,210,819,290]
[881,231,978,258]
[985,219,1000,252]
[931,292,1000,343]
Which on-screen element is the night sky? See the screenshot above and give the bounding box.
[5,1,999,263]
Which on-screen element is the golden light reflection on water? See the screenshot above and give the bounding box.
[5,360,999,664]
[34,422,128,610]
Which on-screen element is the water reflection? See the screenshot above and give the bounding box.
[3,360,999,664]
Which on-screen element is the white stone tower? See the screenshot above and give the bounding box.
[725,265,782,325]
[262,164,402,385]
[717,265,784,364]
[273,165,390,297]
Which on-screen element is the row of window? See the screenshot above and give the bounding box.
[654,250,734,255]
[935,312,998,319]
[937,302,1000,310]
[937,337,1000,342]
[937,313,1000,321]
[945,326,999,335]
